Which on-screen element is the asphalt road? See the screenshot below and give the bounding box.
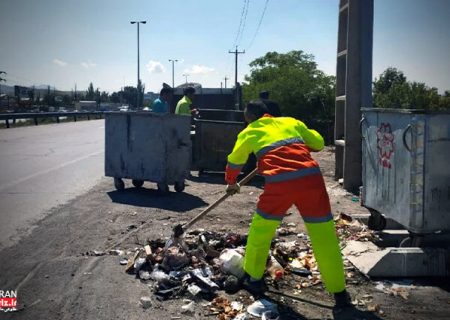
[0,120,105,249]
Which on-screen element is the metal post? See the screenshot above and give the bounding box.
[169,59,178,88]
[182,74,189,84]
[137,23,140,109]
[131,20,147,109]
[228,46,245,88]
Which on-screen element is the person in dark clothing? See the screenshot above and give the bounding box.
[259,90,282,117]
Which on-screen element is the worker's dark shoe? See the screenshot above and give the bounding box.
[334,290,352,308]
[242,275,267,297]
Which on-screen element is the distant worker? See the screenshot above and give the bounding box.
[225,101,350,308]
[151,87,172,113]
[259,90,282,117]
[175,86,197,116]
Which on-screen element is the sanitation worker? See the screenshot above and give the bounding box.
[225,101,350,307]
[175,86,197,116]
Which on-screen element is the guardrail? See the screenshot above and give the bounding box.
[0,111,104,128]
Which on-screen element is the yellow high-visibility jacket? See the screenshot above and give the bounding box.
[225,114,324,184]
[175,96,192,115]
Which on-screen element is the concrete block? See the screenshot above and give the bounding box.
[343,240,449,277]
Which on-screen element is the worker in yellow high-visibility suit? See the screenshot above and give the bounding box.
[225,101,351,307]
[175,86,196,115]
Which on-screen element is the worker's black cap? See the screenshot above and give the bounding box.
[184,86,196,95]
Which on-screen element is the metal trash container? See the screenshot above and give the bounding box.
[105,112,191,193]
[192,119,245,173]
[361,108,450,243]
[197,109,245,122]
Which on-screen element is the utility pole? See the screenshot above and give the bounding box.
[182,73,189,84]
[130,20,147,109]
[223,76,229,89]
[0,71,6,96]
[228,46,245,88]
[168,59,178,88]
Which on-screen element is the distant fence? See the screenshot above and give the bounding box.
[0,111,104,128]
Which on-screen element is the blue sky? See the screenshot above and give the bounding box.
[0,0,449,93]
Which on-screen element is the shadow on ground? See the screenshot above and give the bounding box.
[267,290,383,320]
[107,187,208,212]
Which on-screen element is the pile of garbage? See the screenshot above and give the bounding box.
[334,213,379,243]
[108,217,368,318]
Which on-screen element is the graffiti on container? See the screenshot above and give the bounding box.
[377,123,395,169]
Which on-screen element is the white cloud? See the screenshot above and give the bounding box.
[146,60,165,74]
[81,60,97,69]
[183,64,215,75]
[53,59,67,67]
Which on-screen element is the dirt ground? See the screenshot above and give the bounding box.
[1,147,449,319]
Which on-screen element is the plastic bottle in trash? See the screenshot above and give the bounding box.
[267,256,284,280]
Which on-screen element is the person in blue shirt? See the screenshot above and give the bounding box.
[151,87,172,113]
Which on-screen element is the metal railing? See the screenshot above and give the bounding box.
[0,111,104,128]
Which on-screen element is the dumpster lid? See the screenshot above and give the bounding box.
[361,108,450,115]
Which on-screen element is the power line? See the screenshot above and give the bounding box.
[233,0,250,48]
[236,0,250,46]
[246,0,270,50]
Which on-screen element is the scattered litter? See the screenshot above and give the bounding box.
[91,250,105,256]
[187,284,202,296]
[231,301,244,312]
[162,247,189,271]
[247,299,278,317]
[192,268,220,291]
[127,224,137,231]
[233,313,248,320]
[291,267,312,277]
[140,296,152,309]
[367,303,380,312]
[109,249,125,256]
[134,258,146,273]
[375,280,414,300]
[286,222,296,228]
[223,275,240,294]
[335,213,378,242]
[139,270,151,281]
[262,310,280,320]
[125,249,142,273]
[181,300,195,314]
[210,296,241,319]
[220,249,245,279]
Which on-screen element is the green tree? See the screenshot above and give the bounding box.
[110,92,120,103]
[137,79,144,109]
[86,82,95,100]
[242,50,335,123]
[100,91,109,103]
[373,67,449,110]
[121,86,138,109]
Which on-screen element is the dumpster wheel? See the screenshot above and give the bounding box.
[174,180,185,193]
[132,180,144,188]
[399,234,424,247]
[157,183,169,194]
[114,178,125,191]
[367,209,387,231]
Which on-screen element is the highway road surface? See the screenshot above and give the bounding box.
[0,120,105,249]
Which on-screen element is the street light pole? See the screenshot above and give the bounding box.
[182,73,189,84]
[168,59,178,88]
[130,20,146,109]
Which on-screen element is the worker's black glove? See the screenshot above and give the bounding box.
[226,183,241,195]
[173,224,184,238]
